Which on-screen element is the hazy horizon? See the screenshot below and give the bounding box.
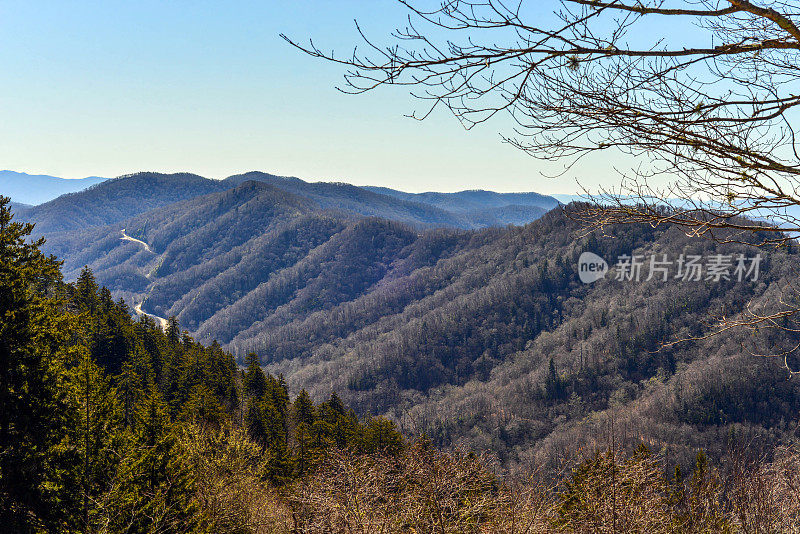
[2,168,589,196]
[0,1,627,195]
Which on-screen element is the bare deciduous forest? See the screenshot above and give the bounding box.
[5,0,800,531]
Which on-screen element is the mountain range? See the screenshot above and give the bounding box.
[7,170,558,231]
[0,170,107,205]
[9,170,798,471]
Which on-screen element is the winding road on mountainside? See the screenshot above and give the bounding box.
[120,228,153,253]
[121,229,169,329]
[133,299,168,329]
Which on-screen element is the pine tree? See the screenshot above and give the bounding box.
[73,266,100,314]
[361,418,404,455]
[295,420,314,476]
[165,316,181,345]
[207,340,237,410]
[318,393,358,448]
[104,387,201,533]
[116,346,152,427]
[265,439,295,486]
[294,389,315,427]
[180,383,224,432]
[327,392,346,417]
[0,197,78,531]
[246,397,269,446]
[65,351,123,530]
[243,352,266,399]
[293,389,317,474]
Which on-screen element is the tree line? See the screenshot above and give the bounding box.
[0,196,402,533]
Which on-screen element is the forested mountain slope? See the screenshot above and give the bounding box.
[224,171,469,228]
[18,170,557,238]
[365,185,559,212]
[9,201,31,215]
[363,186,555,227]
[17,172,800,473]
[25,172,229,234]
[225,171,557,229]
[0,196,404,530]
[28,173,561,365]
[251,209,799,471]
[11,192,800,532]
[36,181,471,349]
[375,217,799,470]
[226,171,559,228]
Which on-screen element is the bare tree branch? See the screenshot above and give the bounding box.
[288,0,800,357]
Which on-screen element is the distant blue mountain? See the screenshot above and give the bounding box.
[550,194,591,205]
[0,170,107,205]
[364,186,559,212]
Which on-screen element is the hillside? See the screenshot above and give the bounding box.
[364,186,556,227]
[19,172,799,474]
[18,170,557,237]
[365,185,559,211]
[460,203,549,226]
[25,172,229,234]
[0,170,107,205]
[9,190,800,531]
[224,172,465,228]
[9,201,31,215]
[0,196,406,530]
[244,207,796,470]
[228,172,555,229]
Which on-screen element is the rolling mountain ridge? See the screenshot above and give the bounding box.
[10,171,800,472]
[13,170,559,236]
[364,185,560,212]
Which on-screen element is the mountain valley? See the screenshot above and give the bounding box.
[8,170,800,472]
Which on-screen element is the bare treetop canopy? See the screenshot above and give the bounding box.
[284,0,800,245]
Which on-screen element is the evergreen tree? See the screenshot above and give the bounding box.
[116,346,152,428]
[105,387,201,533]
[165,316,181,345]
[318,393,358,448]
[0,197,77,531]
[265,439,295,486]
[264,399,288,448]
[294,389,315,427]
[65,352,123,530]
[295,420,314,476]
[246,397,268,446]
[361,418,404,455]
[73,266,100,314]
[243,352,266,399]
[180,383,224,432]
[327,392,346,417]
[207,340,238,410]
[293,389,317,474]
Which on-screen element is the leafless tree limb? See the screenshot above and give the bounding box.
[286,0,800,362]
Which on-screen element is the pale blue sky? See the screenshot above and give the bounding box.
[0,1,624,193]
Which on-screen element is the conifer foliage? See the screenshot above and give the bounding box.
[0,196,403,532]
[0,196,77,532]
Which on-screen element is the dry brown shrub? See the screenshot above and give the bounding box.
[289,440,556,533]
[728,445,800,533]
